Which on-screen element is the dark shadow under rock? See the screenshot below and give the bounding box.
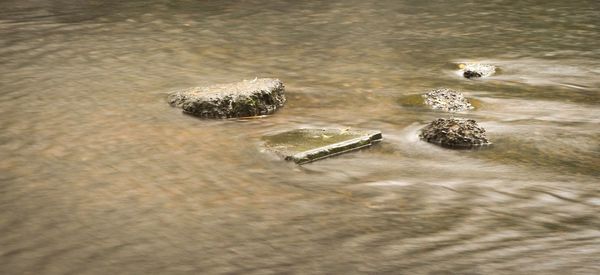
[419,118,491,148]
[460,63,496,79]
[168,78,286,118]
[262,128,382,164]
[423,88,474,112]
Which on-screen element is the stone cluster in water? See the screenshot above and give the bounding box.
[414,63,497,148]
[419,118,491,148]
[167,62,499,162]
[168,78,286,118]
[423,88,474,112]
[460,63,496,79]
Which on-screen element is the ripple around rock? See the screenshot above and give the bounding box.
[168,78,286,118]
[423,88,474,112]
[419,118,491,148]
[460,63,496,79]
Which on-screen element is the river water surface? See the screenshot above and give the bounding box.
[1,0,599,274]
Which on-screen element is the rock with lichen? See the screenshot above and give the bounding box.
[423,88,473,112]
[168,78,286,118]
[459,63,496,79]
[419,118,491,148]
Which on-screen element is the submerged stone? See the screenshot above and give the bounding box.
[459,63,496,79]
[262,129,382,164]
[419,118,491,148]
[168,78,286,118]
[423,88,474,112]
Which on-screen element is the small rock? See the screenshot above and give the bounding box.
[423,88,473,112]
[419,118,491,148]
[463,70,482,78]
[460,63,496,79]
[262,129,382,164]
[168,78,286,118]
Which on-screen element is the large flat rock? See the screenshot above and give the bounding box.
[262,129,383,164]
[168,78,286,118]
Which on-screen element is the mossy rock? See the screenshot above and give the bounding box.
[168,78,286,118]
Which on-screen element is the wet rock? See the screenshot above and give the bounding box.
[262,128,382,164]
[423,88,473,112]
[463,70,482,78]
[419,118,491,148]
[460,63,496,79]
[168,78,286,118]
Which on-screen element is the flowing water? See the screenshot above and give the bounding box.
[1,0,599,274]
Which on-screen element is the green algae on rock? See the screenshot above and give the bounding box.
[419,118,491,148]
[262,129,383,164]
[168,78,286,118]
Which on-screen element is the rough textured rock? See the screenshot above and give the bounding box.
[419,118,491,148]
[168,78,286,118]
[460,63,496,79]
[262,129,382,164]
[423,88,474,112]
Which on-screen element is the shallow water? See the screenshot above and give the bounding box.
[1,0,599,274]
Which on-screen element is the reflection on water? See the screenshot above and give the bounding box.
[1,0,599,274]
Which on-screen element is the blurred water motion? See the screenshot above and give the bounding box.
[1,0,599,274]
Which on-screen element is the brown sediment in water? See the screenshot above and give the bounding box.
[1,1,599,274]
